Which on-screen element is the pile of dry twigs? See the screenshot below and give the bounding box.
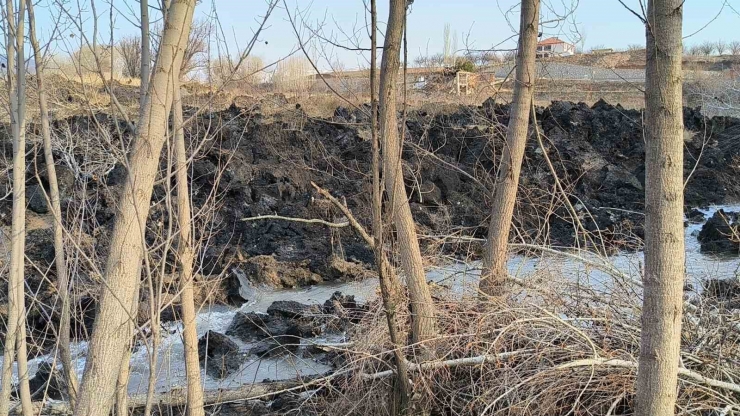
[302,257,740,415]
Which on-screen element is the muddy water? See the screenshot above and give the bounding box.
[8,205,740,395]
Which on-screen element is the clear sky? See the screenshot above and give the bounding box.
[32,0,740,71]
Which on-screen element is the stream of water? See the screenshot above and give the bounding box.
[7,205,740,396]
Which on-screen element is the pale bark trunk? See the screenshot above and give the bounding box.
[115,350,131,416]
[72,2,196,415]
[636,1,685,415]
[479,0,540,296]
[370,0,411,412]
[173,79,206,416]
[0,0,33,414]
[379,0,436,344]
[25,0,79,404]
[140,0,150,113]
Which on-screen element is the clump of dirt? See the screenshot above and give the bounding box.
[698,210,739,255]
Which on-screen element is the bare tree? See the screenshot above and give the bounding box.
[181,18,209,77]
[272,56,312,92]
[210,55,264,87]
[379,0,437,343]
[698,40,715,55]
[636,1,686,415]
[370,0,412,411]
[730,40,740,55]
[72,44,113,74]
[715,39,727,55]
[151,17,210,79]
[117,35,142,78]
[71,1,197,414]
[479,0,540,296]
[26,0,80,405]
[685,44,702,56]
[0,0,33,414]
[173,73,206,416]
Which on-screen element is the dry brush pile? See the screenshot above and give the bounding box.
[303,264,740,416]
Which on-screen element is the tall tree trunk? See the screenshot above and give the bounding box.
[26,0,79,405]
[140,0,150,112]
[479,0,540,297]
[72,2,196,415]
[370,0,412,412]
[173,79,206,416]
[379,0,437,344]
[636,1,685,415]
[0,0,33,414]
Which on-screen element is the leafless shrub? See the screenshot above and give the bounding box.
[117,35,141,78]
[209,55,264,88]
[414,53,445,68]
[729,40,740,55]
[72,44,113,74]
[271,56,313,93]
[626,43,643,51]
[715,39,728,55]
[698,41,716,56]
[686,44,702,56]
[181,18,210,78]
[502,50,517,61]
[151,18,211,78]
[464,51,501,67]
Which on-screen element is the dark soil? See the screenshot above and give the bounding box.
[4,98,740,349]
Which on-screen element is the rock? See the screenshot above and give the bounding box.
[55,164,76,199]
[26,184,49,214]
[323,291,367,324]
[323,291,358,314]
[697,210,739,255]
[226,311,289,341]
[226,307,319,344]
[218,400,273,416]
[27,361,64,400]
[26,228,55,264]
[249,340,294,357]
[105,163,128,186]
[249,340,277,357]
[687,208,705,223]
[198,331,245,378]
[322,257,374,281]
[267,300,319,319]
[241,256,322,288]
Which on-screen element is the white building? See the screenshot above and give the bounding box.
[536,37,576,57]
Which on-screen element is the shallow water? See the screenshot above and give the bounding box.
[7,204,740,394]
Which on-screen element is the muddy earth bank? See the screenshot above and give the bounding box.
[1,97,739,350]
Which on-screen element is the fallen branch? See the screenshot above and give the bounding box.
[557,358,740,394]
[362,349,530,380]
[241,214,349,228]
[10,378,326,415]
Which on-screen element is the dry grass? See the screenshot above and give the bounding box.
[300,263,740,416]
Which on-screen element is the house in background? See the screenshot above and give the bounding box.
[536,37,576,57]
